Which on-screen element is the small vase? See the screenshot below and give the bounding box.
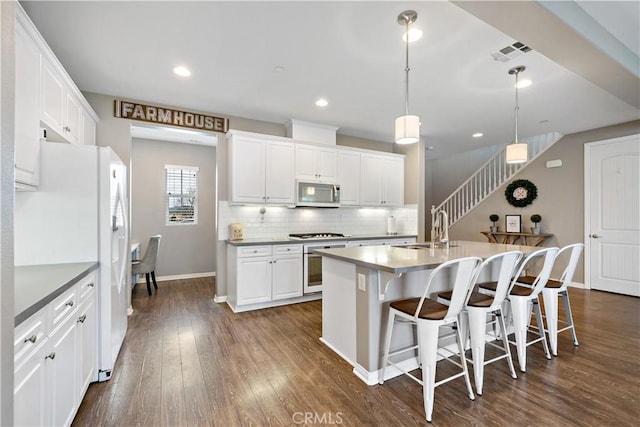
[490,226,499,232]
[531,226,541,235]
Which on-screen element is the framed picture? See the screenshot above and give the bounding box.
[505,215,522,233]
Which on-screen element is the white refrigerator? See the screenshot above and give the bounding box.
[15,142,129,382]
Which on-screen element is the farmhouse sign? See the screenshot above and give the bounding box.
[114,100,228,133]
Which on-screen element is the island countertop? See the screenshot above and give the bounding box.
[312,240,540,274]
[226,233,417,246]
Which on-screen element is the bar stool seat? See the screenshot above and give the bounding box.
[389,298,449,320]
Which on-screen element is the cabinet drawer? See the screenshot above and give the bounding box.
[237,245,272,258]
[51,285,78,330]
[273,244,302,255]
[78,272,97,302]
[14,307,48,364]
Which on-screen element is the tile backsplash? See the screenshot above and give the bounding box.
[218,202,418,240]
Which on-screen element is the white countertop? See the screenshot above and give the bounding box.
[226,234,417,246]
[14,262,98,326]
[313,240,540,274]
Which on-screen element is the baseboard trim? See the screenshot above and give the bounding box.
[213,295,227,303]
[134,271,216,284]
[569,281,585,289]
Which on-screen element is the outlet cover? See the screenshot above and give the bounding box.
[357,273,366,291]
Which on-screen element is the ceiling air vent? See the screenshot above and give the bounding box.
[491,41,532,62]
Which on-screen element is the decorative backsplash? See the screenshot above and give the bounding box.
[218,202,418,240]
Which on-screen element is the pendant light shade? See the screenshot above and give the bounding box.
[395,10,420,145]
[395,115,420,144]
[506,65,528,164]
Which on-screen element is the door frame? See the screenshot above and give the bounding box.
[583,133,640,290]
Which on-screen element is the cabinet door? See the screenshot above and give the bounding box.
[41,59,65,136]
[237,257,272,305]
[49,314,78,427]
[338,151,360,205]
[272,254,302,300]
[82,111,96,145]
[294,144,318,182]
[383,157,404,206]
[77,296,96,395]
[229,136,267,203]
[265,141,295,204]
[15,23,41,187]
[316,147,337,182]
[14,340,49,427]
[64,92,82,144]
[359,154,384,206]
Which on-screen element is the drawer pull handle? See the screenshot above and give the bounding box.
[88,282,95,288]
[66,301,74,307]
[24,335,37,344]
[45,352,56,360]
[78,314,87,323]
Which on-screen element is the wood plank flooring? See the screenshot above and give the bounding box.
[73,278,639,426]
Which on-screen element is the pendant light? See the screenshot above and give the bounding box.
[505,65,528,164]
[395,10,420,145]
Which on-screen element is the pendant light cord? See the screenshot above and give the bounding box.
[514,70,519,144]
[404,19,410,116]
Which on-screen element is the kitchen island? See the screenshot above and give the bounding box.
[313,240,539,385]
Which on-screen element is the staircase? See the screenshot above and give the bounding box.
[431,131,563,227]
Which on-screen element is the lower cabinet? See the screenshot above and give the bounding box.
[228,244,303,311]
[14,271,97,427]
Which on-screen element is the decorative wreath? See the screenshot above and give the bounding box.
[505,179,538,208]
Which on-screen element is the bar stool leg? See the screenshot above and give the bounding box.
[455,320,475,401]
[542,288,559,356]
[509,297,530,373]
[562,291,579,346]
[533,300,551,360]
[467,308,487,395]
[417,322,440,423]
[497,308,517,380]
[379,311,396,385]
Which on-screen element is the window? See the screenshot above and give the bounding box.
[165,165,199,225]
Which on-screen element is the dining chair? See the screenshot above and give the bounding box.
[132,235,161,296]
[437,250,523,395]
[379,256,483,423]
[515,243,584,356]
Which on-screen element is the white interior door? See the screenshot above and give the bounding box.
[585,134,640,296]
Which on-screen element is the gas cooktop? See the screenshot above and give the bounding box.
[288,233,345,240]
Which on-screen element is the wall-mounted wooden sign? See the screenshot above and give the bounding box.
[114,100,228,133]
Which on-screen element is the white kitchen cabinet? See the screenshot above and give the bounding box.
[295,143,337,183]
[14,20,41,189]
[64,92,82,144]
[337,149,360,206]
[272,245,303,300]
[228,131,295,205]
[40,58,66,138]
[49,310,79,427]
[82,110,97,146]
[227,244,303,310]
[14,337,49,427]
[13,270,97,427]
[360,154,404,207]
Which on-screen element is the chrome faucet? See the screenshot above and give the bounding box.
[431,206,450,248]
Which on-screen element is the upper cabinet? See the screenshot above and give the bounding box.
[14,20,41,189]
[359,153,404,207]
[294,143,337,183]
[14,5,99,189]
[337,149,361,206]
[228,131,295,205]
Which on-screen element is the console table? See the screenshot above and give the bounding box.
[481,231,553,247]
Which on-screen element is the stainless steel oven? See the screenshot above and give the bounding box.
[302,242,346,294]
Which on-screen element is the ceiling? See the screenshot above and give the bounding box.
[20,1,639,158]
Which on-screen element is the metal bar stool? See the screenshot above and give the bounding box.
[379,256,482,423]
[437,250,523,395]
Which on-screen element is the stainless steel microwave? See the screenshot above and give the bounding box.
[296,181,340,207]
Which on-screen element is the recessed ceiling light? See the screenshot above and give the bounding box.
[426,146,435,150]
[472,132,483,138]
[516,79,532,88]
[173,66,191,77]
[274,65,285,73]
[315,98,329,107]
[402,28,423,43]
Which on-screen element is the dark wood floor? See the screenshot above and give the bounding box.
[73,278,639,426]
